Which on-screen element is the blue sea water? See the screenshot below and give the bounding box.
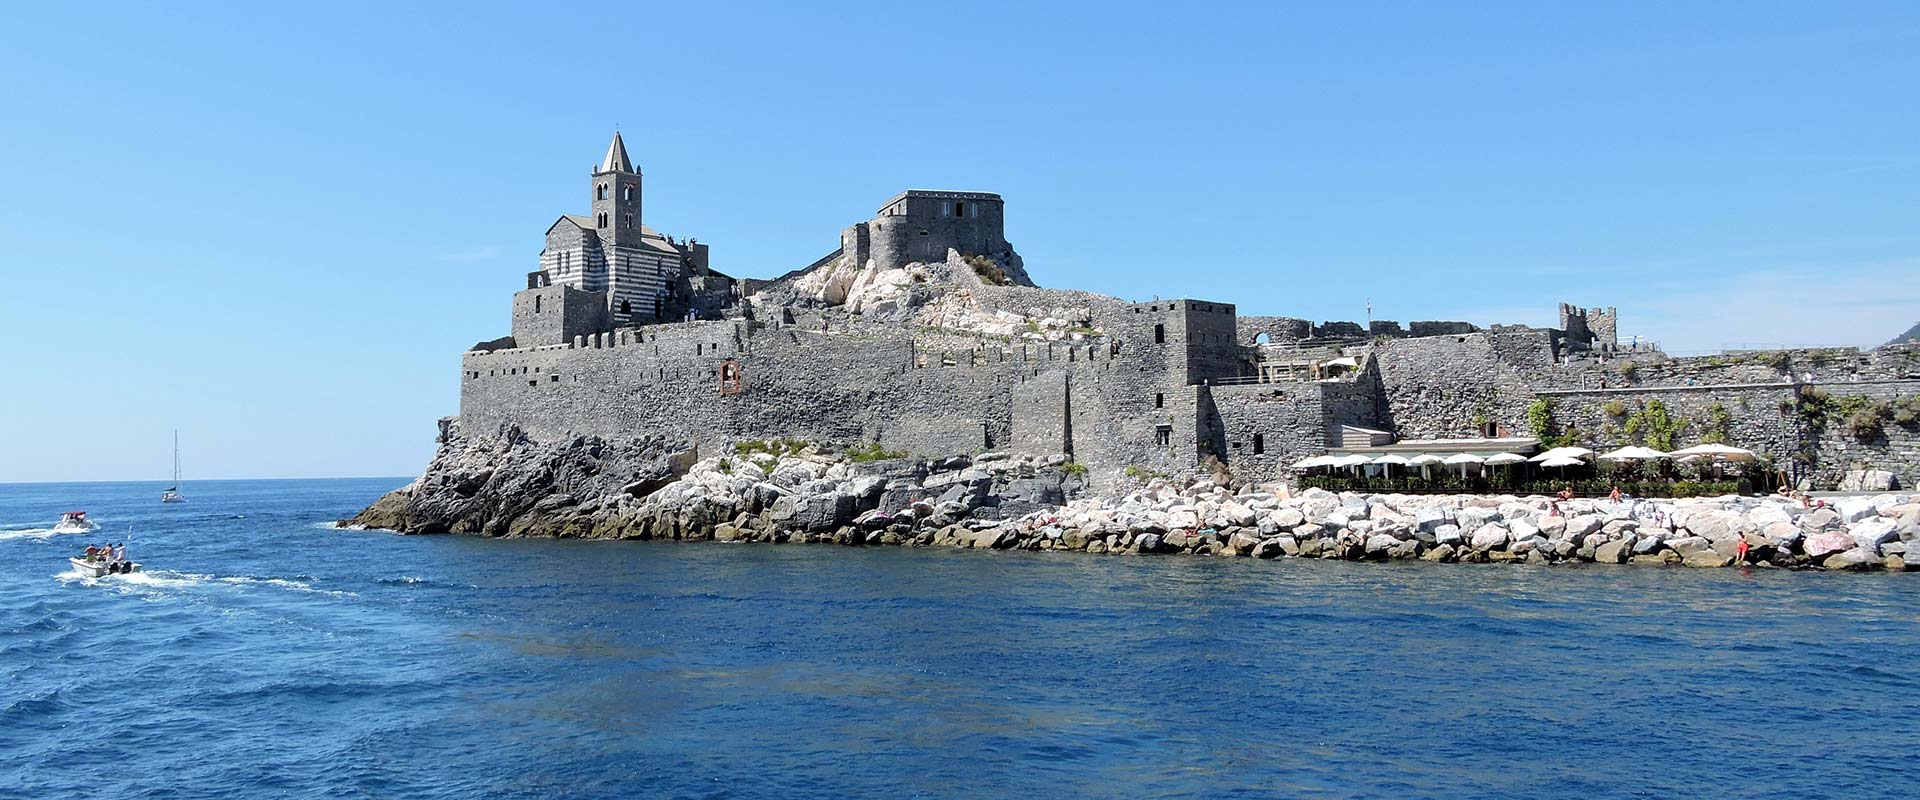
[2,478,1917,800]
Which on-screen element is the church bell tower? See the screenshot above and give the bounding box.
[590,132,642,247]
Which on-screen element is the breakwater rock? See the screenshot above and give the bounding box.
[1022,482,1918,571]
[349,425,1918,571]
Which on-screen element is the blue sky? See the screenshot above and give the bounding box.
[3,1,1917,482]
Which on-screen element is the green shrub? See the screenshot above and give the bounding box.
[1062,461,1088,479]
[1699,402,1732,444]
[1894,396,1920,426]
[1759,350,1791,371]
[1833,395,1890,439]
[735,438,812,459]
[966,254,1009,286]
[1601,400,1628,418]
[1618,361,1640,379]
[845,441,909,462]
[1623,399,1688,451]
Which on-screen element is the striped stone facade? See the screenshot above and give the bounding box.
[530,133,717,327]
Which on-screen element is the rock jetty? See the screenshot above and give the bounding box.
[348,425,1918,572]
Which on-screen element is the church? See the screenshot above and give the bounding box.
[527,133,733,327]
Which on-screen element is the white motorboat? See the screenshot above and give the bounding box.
[51,511,98,534]
[161,430,187,503]
[69,556,141,577]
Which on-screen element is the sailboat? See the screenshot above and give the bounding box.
[160,430,187,503]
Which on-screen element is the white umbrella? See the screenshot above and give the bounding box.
[1483,453,1528,465]
[1408,454,1446,466]
[1540,454,1586,481]
[1671,443,1755,479]
[1372,453,1412,480]
[1329,453,1372,479]
[1598,446,1669,461]
[1291,455,1332,470]
[1670,444,1754,461]
[1529,446,1594,463]
[1442,452,1484,480]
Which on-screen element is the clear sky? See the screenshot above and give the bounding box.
[3,1,1917,483]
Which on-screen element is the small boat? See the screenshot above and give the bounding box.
[51,511,98,534]
[161,430,187,503]
[69,556,141,577]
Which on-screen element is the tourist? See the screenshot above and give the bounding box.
[1735,532,1750,565]
[1608,486,1623,503]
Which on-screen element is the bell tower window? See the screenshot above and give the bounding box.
[622,186,632,201]
[597,184,607,200]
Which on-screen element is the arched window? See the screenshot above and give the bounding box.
[1254,332,1271,345]
[597,184,607,200]
[622,186,631,201]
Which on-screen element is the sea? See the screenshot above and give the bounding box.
[2,478,1916,800]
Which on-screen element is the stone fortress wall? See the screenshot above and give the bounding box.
[455,136,1920,493]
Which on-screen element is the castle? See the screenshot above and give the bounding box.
[459,134,1920,491]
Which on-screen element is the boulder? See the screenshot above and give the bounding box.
[1536,515,1568,539]
[1666,536,1712,555]
[1253,537,1286,559]
[1364,533,1401,555]
[1594,536,1635,564]
[1271,508,1307,529]
[1432,524,1463,546]
[1421,543,1456,562]
[1630,535,1664,555]
[1228,530,1263,557]
[1134,533,1164,553]
[1804,531,1856,559]
[1683,549,1734,568]
[1836,497,1879,524]
[1469,524,1509,551]
[1564,514,1606,541]
[1414,507,1452,533]
[1800,508,1842,532]
[1823,547,1881,571]
[1837,469,1897,492]
[1849,520,1899,550]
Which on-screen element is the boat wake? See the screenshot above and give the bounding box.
[0,526,59,541]
[57,569,356,598]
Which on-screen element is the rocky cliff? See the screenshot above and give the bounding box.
[346,419,1085,541]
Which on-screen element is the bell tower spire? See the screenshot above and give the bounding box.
[590,131,642,248]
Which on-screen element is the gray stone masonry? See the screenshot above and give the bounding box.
[442,142,1920,492]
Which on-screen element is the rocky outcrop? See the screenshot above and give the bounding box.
[349,423,1920,573]
[345,421,1083,543]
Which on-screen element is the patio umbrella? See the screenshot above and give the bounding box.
[1291,455,1332,471]
[1670,443,1754,479]
[1330,454,1372,475]
[1442,452,1485,480]
[1529,446,1595,463]
[1372,453,1413,479]
[1598,446,1669,461]
[1409,453,1445,481]
[1669,444,1754,461]
[1482,452,1526,484]
[1539,454,1586,481]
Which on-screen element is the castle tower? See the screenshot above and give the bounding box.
[590,132,643,246]
[589,132,657,325]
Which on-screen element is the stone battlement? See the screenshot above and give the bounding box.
[451,135,1920,492]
